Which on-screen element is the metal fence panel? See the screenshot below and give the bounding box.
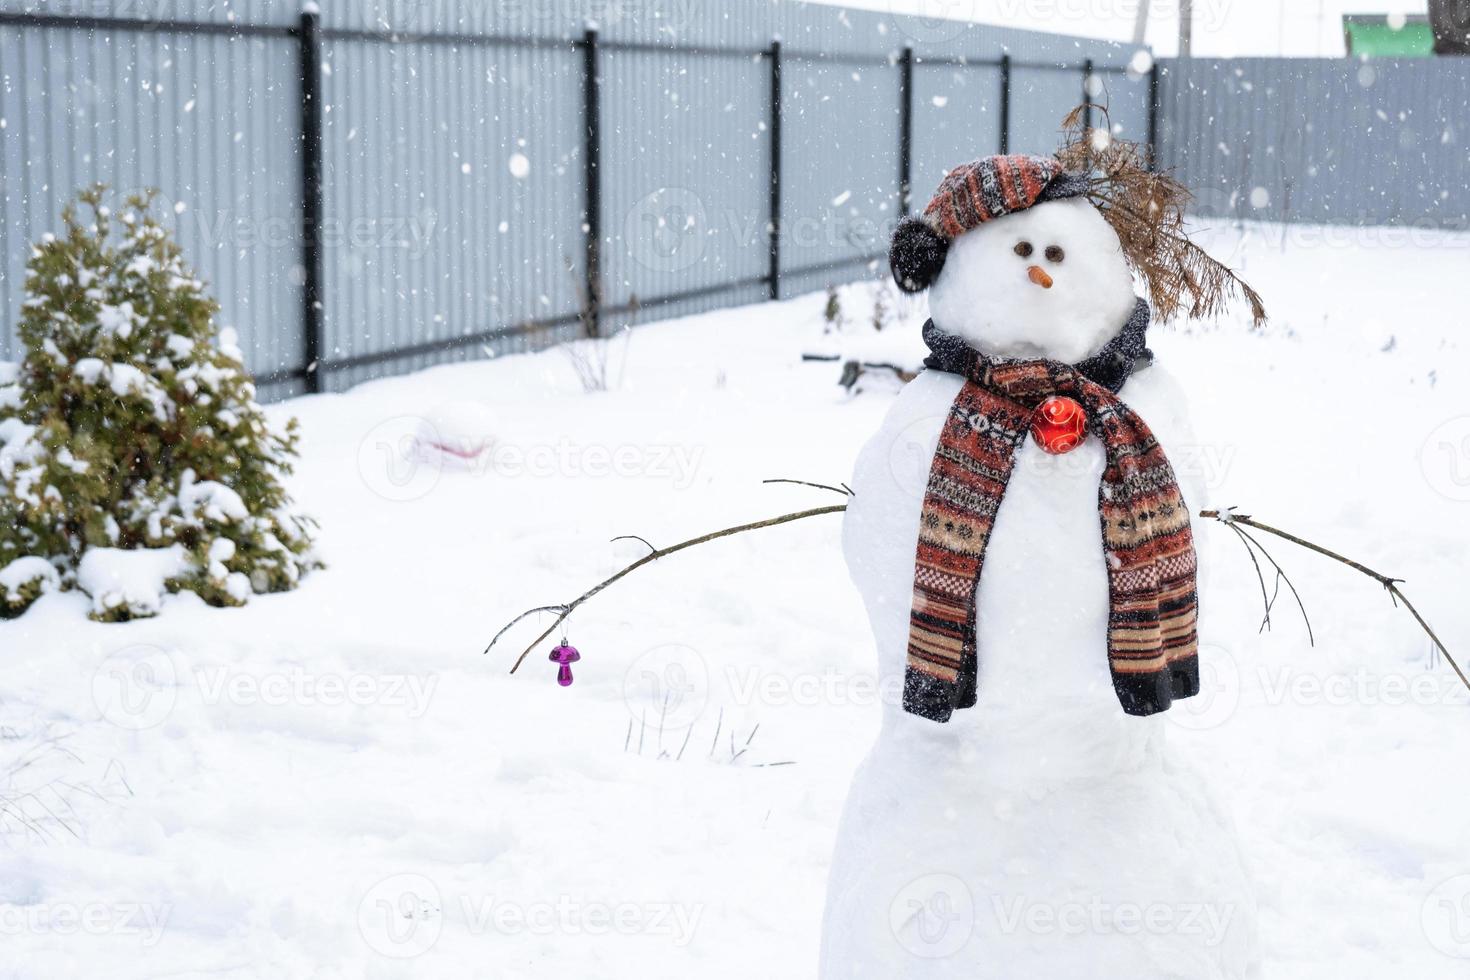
[912,61,1005,201]
[0,0,299,28]
[1157,57,1470,229]
[1094,67,1152,146]
[1008,64,1087,159]
[318,36,585,393]
[0,21,302,381]
[601,48,771,311]
[781,54,901,280]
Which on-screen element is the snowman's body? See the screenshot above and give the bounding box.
[819,193,1258,978]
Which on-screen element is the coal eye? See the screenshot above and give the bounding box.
[1013,241,1033,258]
[1044,245,1065,263]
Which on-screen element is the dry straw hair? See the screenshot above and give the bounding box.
[1056,105,1267,328]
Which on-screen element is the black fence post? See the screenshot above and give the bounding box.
[1147,61,1161,170]
[998,54,1011,155]
[768,39,782,301]
[898,46,914,218]
[297,10,325,393]
[1082,57,1094,130]
[582,27,602,338]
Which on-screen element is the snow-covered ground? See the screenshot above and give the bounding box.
[2,221,1468,978]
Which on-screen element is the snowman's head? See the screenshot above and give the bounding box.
[891,155,1138,365]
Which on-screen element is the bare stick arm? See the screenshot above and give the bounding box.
[488,504,849,674]
[760,478,854,497]
[1199,509,1468,694]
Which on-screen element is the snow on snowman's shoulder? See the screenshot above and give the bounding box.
[1116,358,1211,513]
[1119,355,1187,399]
[1116,358,1196,439]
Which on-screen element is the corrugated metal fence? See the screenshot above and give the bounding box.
[1156,57,1470,230]
[2,3,1463,400]
[0,1,1148,398]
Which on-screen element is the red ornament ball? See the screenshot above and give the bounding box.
[1030,395,1088,454]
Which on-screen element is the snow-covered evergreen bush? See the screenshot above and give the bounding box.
[0,187,317,621]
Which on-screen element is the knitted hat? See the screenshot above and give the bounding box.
[922,154,1089,240]
[890,110,1267,325]
[891,154,1089,293]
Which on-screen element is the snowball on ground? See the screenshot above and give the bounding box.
[412,399,497,467]
[75,545,190,619]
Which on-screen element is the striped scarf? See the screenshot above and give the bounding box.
[904,319,1200,722]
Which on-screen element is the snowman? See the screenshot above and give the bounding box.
[819,153,1261,978]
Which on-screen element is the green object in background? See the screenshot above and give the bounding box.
[1343,15,1436,57]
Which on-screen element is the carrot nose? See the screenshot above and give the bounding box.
[1027,265,1053,289]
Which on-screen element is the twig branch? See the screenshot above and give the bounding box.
[761,478,854,497]
[1230,524,1314,646]
[482,604,570,655]
[1224,522,1273,634]
[1199,509,1466,694]
[487,505,848,672]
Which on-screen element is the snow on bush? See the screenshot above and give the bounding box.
[0,556,58,617]
[75,545,190,621]
[0,186,318,621]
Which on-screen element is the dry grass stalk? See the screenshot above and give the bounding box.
[1056,104,1268,328]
